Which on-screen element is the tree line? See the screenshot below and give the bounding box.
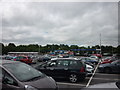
[1,43,120,55]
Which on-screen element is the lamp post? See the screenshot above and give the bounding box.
[38,45,40,55]
[99,33,102,62]
[100,34,102,55]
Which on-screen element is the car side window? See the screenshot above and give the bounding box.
[19,56,23,59]
[23,57,27,59]
[2,70,18,86]
[57,60,69,67]
[69,61,78,67]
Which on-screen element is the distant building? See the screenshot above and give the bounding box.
[8,52,38,56]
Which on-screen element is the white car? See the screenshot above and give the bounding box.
[86,64,94,76]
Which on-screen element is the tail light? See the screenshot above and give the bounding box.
[80,67,85,72]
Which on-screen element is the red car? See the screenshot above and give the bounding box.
[100,57,116,64]
[92,54,102,58]
[14,55,32,64]
[100,60,113,64]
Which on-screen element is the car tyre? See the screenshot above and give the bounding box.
[69,74,78,83]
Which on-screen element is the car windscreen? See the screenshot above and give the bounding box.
[3,62,45,82]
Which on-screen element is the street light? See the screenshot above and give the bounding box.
[38,45,40,55]
[100,34,102,55]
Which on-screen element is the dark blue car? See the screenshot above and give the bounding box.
[98,60,120,73]
[80,57,98,65]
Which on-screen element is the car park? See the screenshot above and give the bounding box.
[35,58,87,83]
[98,60,120,73]
[0,60,58,90]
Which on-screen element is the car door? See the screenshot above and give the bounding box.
[54,60,69,78]
[2,68,20,90]
[37,60,57,77]
[45,60,58,77]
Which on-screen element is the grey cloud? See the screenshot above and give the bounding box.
[2,2,118,46]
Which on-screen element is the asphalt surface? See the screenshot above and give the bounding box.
[56,69,120,89]
[31,57,120,89]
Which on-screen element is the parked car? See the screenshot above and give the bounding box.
[4,56,13,60]
[102,57,113,61]
[90,55,99,61]
[98,60,120,73]
[35,58,87,83]
[38,56,51,62]
[92,54,102,58]
[79,57,98,65]
[13,55,33,64]
[100,57,117,64]
[30,56,39,64]
[86,64,94,77]
[0,60,58,90]
[78,58,94,68]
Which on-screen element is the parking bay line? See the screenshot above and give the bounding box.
[86,61,100,87]
[95,73,120,76]
[91,77,120,81]
[57,82,86,87]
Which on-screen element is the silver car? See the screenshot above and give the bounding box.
[0,60,58,90]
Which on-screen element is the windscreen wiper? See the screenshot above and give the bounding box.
[25,75,41,82]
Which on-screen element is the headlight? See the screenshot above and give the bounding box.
[25,85,38,90]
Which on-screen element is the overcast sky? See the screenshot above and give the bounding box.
[2,2,118,46]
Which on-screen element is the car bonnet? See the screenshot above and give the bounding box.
[23,76,57,89]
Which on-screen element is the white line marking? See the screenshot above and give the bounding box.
[86,61,100,87]
[91,77,120,81]
[57,82,86,86]
[95,73,120,76]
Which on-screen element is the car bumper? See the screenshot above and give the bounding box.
[86,70,94,76]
